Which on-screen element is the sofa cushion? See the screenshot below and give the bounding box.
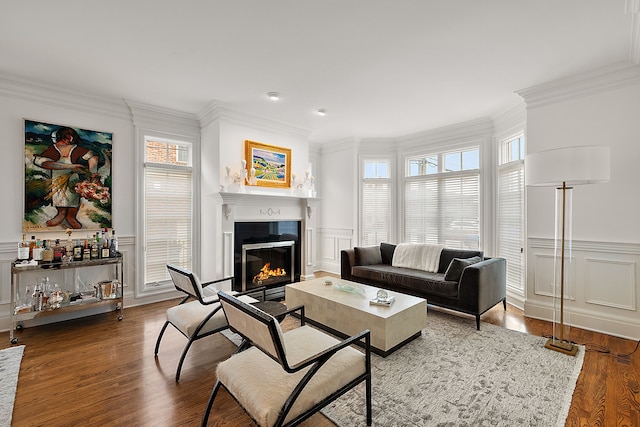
[351,265,459,298]
[438,249,484,273]
[354,246,382,266]
[380,243,396,265]
[444,256,482,282]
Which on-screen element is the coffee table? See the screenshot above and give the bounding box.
[285,278,427,357]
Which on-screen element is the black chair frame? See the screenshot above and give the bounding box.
[154,264,265,382]
[202,291,372,427]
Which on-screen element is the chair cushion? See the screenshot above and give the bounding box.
[167,295,257,338]
[217,325,366,427]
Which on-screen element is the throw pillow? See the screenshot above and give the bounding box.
[380,242,396,265]
[444,256,482,282]
[354,246,382,266]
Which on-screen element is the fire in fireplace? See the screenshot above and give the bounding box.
[242,241,295,291]
[234,220,301,299]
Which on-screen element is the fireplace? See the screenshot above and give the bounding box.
[242,241,295,291]
[233,220,301,299]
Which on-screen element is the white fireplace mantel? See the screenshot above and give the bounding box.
[218,190,319,281]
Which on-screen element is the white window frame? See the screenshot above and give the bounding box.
[136,129,199,297]
[402,146,480,249]
[497,133,525,293]
[359,156,394,246]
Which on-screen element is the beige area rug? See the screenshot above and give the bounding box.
[0,345,25,427]
[321,309,584,427]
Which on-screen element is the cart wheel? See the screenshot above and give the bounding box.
[11,338,18,344]
[16,324,23,330]
[118,315,123,321]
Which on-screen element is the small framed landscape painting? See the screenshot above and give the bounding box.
[245,140,291,188]
[23,119,113,232]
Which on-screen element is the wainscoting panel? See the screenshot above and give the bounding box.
[584,258,636,311]
[316,228,354,275]
[533,253,576,299]
[526,238,640,340]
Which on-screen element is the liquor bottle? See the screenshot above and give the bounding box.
[53,239,64,263]
[29,235,37,259]
[101,229,110,259]
[90,233,99,259]
[41,240,54,265]
[83,237,91,260]
[18,234,30,260]
[73,239,83,261]
[32,238,43,262]
[109,229,118,257]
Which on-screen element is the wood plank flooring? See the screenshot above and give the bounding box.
[2,277,639,426]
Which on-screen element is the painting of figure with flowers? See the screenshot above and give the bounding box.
[23,119,113,232]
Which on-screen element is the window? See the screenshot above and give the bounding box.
[404,148,480,249]
[497,135,524,292]
[361,160,391,246]
[144,136,193,287]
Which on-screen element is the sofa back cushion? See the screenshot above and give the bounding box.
[438,249,484,273]
[354,245,382,266]
[380,243,396,265]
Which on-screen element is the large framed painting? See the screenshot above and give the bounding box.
[244,140,291,188]
[23,119,113,232]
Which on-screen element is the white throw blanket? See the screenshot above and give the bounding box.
[392,243,444,272]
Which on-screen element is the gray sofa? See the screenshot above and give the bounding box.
[341,243,506,329]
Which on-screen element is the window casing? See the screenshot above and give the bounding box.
[497,134,524,292]
[404,148,480,249]
[143,136,193,288]
[361,159,391,246]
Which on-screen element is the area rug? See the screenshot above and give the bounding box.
[0,345,24,427]
[321,310,584,427]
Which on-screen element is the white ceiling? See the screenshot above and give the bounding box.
[0,1,635,143]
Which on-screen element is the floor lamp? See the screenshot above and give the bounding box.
[525,145,610,356]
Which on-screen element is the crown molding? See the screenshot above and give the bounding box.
[0,72,131,120]
[516,61,640,109]
[198,102,311,138]
[318,137,358,155]
[126,99,200,138]
[396,117,494,152]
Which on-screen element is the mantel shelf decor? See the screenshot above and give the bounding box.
[245,140,291,188]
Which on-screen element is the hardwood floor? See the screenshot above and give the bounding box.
[2,279,639,426]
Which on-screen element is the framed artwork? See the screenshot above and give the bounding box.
[244,140,291,188]
[23,119,113,232]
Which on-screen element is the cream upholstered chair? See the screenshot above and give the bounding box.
[154,264,262,382]
[202,291,372,427]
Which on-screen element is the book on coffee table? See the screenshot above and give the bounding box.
[370,296,395,307]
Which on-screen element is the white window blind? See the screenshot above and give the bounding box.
[405,172,479,249]
[361,160,392,246]
[362,179,391,245]
[144,149,193,287]
[497,160,524,291]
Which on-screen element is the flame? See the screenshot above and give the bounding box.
[253,262,287,282]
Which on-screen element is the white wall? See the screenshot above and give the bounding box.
[522,64,640,339]
[0,79,205,332]
[316,138,358,273]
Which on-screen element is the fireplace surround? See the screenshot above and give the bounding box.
[219,191,319,300]
[235,221,300,298]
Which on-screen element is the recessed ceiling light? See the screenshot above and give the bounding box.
[267,92,280,101]
[315,109,326,116]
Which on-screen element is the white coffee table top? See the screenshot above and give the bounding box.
[287,277,425,318]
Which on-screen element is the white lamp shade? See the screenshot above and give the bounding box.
[525,145,610,187]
